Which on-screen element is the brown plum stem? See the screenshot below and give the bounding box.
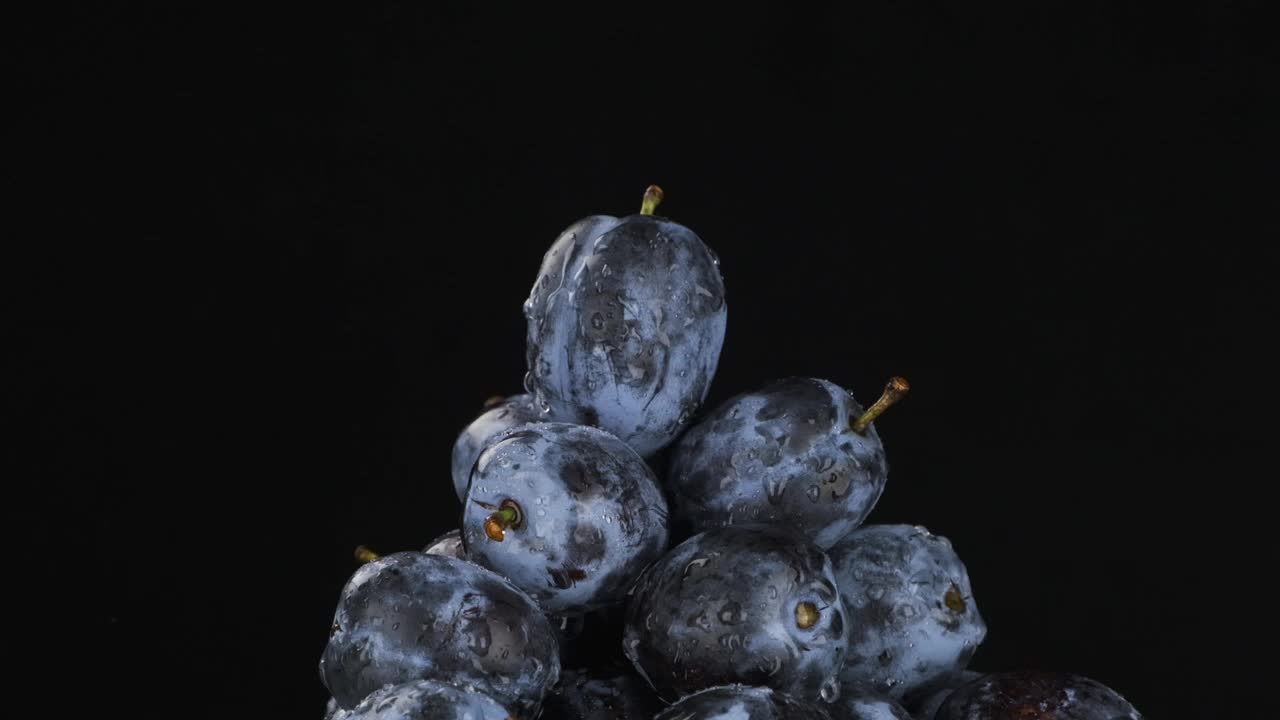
[354,545,381,564]
[851,377,910,434]
[483,500,524,542]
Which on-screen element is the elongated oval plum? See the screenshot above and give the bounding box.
[523,187,726,457]
[319,552,559,715]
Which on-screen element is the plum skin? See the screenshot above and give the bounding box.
[524,212,726,457]
[667,377,888,549]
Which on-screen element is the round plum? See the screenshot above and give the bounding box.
[829,524,986,699]
[666,377,908,549]
[462,422,669,614]
[623,524,848,704]
[319,552,559,715]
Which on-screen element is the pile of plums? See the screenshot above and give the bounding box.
[319,187,1144,720]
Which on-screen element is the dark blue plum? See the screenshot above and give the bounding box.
[935,672,1143,720]
[319,552,559,715]
[421,528,622,665]
[452,394,543,502]
[622,524,848,704]
[423,529,466,560]
[653,685,833,720]
[461,422,669,614]
[903,671,985,720]
[523,187,727,457]
[830,525,986,700]
[541,668,663,720]
[343,679,513,720]
[666,377,908,549]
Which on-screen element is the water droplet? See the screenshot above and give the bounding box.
[683,557,710,578]
[523,370,534,392]
[591,313,605,330]
[764,476,788,504]
[392,622,400,630]
[806,485,821,502]
[820,677,840,703]
[601,264,612,277]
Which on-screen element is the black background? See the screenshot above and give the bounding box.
[12,3,1275,718]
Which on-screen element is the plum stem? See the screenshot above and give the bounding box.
[851,377,910,434]
[482,395,506,410]
[640,184,664,215]
[354,545,381,564]
[795,601,820,629]
[483,500,524,542]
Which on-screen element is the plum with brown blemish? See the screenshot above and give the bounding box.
[829,524,986,700]
[666,376,908,549]
[461,422,669,614]
[523,185,727,457]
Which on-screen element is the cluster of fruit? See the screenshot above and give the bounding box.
[319,187,1145,720]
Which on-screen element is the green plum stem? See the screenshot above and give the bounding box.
[484,501,524,542]
[640,184,664,215]
[354,545,381,564]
